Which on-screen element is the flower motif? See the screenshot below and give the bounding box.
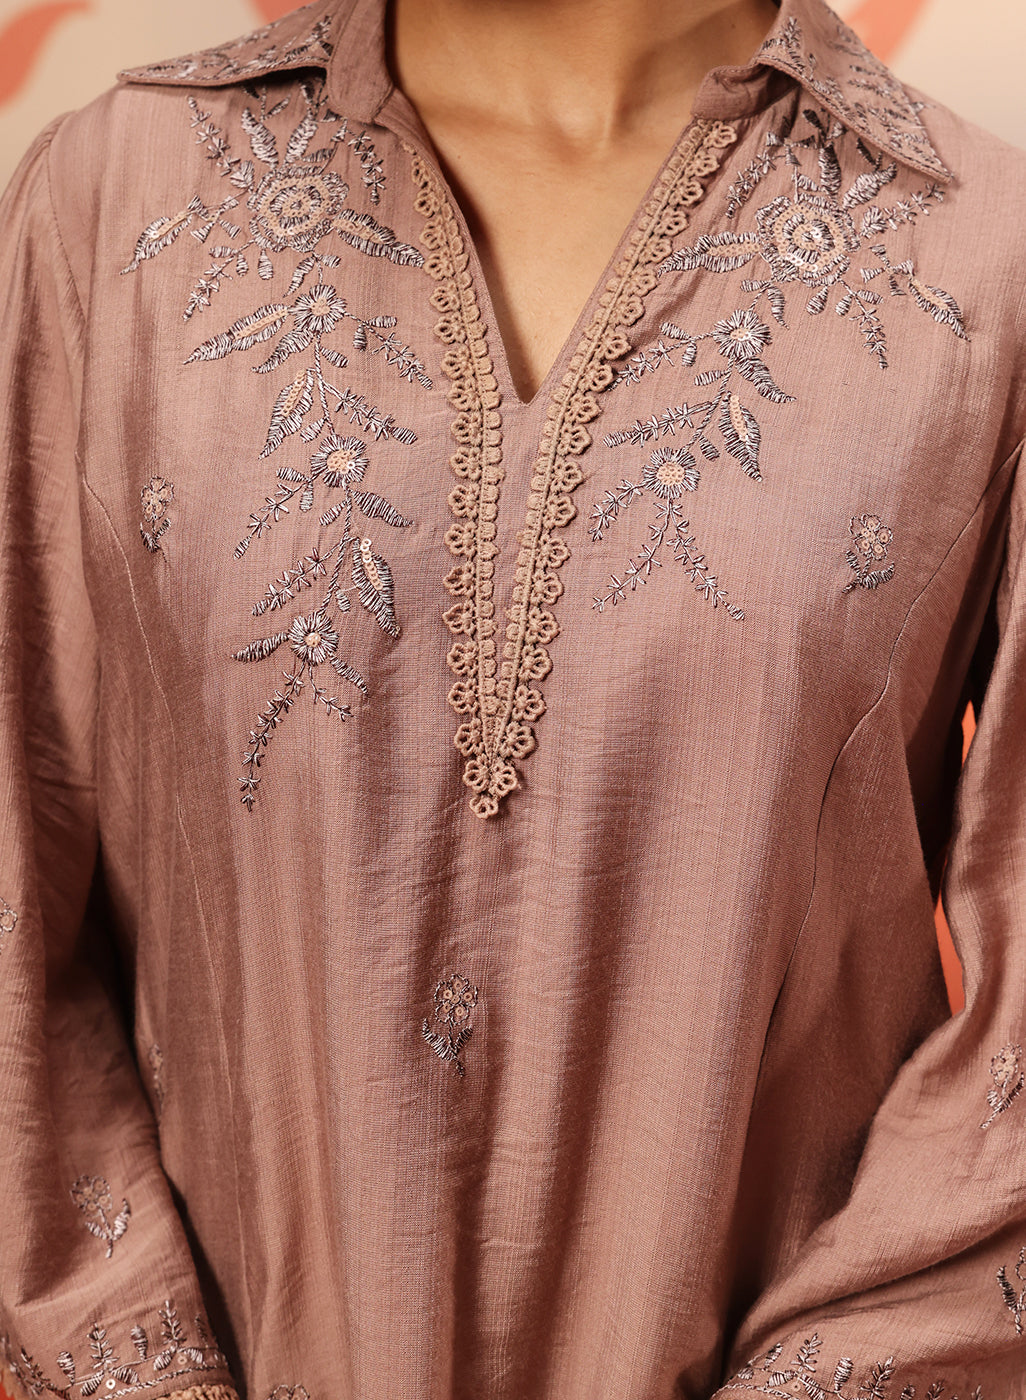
[641,447,700,500]
[0,898,16,943]
[292,283,348,335]
[70,1173,131,1257]
[756,191,859,286]
[248,164,349,253]
[993,1045,1022,1081]
[982,1042,1024,1129]
[140,476,174,524]
[434,973,479,1028]
[70,1176,113,1214]
[422,972,479,1078]
[287,611,339,666]
[711,307,772,362]
[140,476,176,553]
[851,513,892,560]
[312,434,368,487]
[843,512,895,592]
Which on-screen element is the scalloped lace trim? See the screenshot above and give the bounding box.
[410,119,737,817]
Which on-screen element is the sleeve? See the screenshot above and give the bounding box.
[712,442,1026,1399]
[0,119,239,1400]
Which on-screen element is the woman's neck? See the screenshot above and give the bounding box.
[390,0,781,148]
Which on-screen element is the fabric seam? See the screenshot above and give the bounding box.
[79,476,254,1373]
[748,435,1024,1099]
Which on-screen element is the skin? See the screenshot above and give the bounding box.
[389,0,782,402]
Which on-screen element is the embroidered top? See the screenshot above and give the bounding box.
[1,0,1025,1398]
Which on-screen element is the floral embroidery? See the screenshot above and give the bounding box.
[147,1043,165,1118]
[121,84,428,809]
[2,1301,228,1400]
[589,443,744,618]
[139,477,175,553]
[120,85,421,304]
[421,973,478,1078]
[412,118,737,817]
[665,108,966,372]
[69,1175,130,1259]
[657,103,965,378]
[0,897,16,954]
[843,513,895,592]
[998,1246,1026,1334]
[981,1043,1024,1130]
[266,1388,310,1400]
[723,1333,981,1399]
[117,1,333,88]
[754,4,952,180]
[602,107,968,616]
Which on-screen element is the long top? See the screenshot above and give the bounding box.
[1,0,1026,1397]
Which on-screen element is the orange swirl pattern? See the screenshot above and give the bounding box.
[0,0,90,105]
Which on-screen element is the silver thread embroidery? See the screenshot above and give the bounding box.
[625,106,969,560]
[0,898,16,955]
[3,1299,227,1400]
[981,1043,1024,1130]
[121,82,428,809]
[590,440,745,618]
[117,9,335,89]
[70,1175,130,1259]
[726,1332,981,1399]
[754,12,952,179]
[843,513,894,592]
[421,974,478,1078]
[998,1247,1026,1335]
[140,478,175,553]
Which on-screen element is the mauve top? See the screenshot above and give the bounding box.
[1,0,1025,1396]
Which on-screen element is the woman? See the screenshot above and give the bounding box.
[1,0,1024,1396]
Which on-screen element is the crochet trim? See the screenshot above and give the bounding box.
[411,119,737,817]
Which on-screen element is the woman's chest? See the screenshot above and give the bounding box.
[78,95,1005,817]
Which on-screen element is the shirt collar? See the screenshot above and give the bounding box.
[117,0,950,183]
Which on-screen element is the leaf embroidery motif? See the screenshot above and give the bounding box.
[117,6,335,89]
[642,104,966,424]
[998,1246,1026,1334]
[725,1331,981,1399]
[2,1299,227,1400]
[121,80,429,809]
[599,106,965,622]
[589,445,744,619]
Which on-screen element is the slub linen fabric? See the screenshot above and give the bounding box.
[2,0,1026,1396]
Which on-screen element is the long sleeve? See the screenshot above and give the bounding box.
[714,443,1026,1397]
[0,120,238,1400]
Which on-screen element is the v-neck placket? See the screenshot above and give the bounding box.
[374,84,741,817]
